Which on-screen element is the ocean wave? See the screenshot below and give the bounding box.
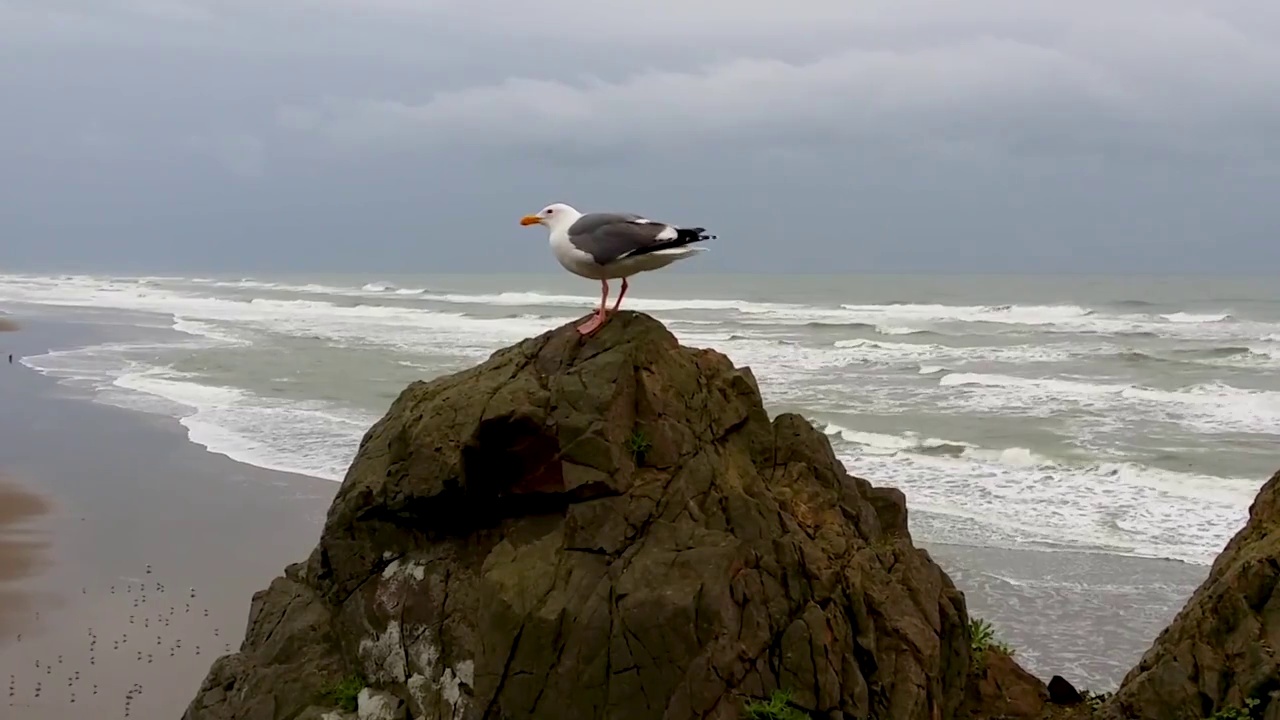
[875,325,937,336]
[22,344,373,480]
[1181,345,1256,358]
[830,338,1075,365]
[1111,350,1166,364]
[2,274,1276,343]
[361,281,428,295]
[1173,345,1280,365]
[801,321,879,330]
[821,424,1261,565]
[840,302,1097,324]
[421,290,780,314]
[0,278,572,355]
[171,318,252,346]
[113,369,374,480]
[1160,312,1233,323]
[1105,345,1280,369]
[936,372,1280,434]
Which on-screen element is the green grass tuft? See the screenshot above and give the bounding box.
[625,429,653,464]
[969,617,1014,672]
[323,675,364,713]
[1207,697,1260,720]
[743,689,810,720]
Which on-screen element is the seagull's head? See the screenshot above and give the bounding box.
[520,202,581,233]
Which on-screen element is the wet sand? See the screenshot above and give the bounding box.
[0,475,52,642]
[0,317,337,719]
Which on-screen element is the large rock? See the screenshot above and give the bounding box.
[1102,469,1280,720]
[185,312,1000,719]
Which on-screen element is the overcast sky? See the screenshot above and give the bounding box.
[3,1,1279,274]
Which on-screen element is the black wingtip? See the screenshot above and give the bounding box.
[679,227,717,242]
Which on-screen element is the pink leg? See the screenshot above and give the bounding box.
[576,279,610,335]
[609,277,629,313]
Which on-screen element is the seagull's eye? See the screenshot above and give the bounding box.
[546,209,554,214]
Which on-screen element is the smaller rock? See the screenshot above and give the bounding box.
[357,688,407,720]
[962,652,1049,719]
[1048,676,1085,705]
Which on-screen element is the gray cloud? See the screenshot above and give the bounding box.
[2,0,1280,273]
[277,4,1280,160]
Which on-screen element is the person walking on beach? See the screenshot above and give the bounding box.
[7,354,11,364]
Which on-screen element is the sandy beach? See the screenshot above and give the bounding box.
[0,317,338,719]
[0,312,1211,717]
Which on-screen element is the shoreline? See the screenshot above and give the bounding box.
[0,316,338,718]
[1,312,1205,703]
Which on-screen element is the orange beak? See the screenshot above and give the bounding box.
[519,215,541,226]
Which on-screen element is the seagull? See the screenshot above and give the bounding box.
[520,202,716,335]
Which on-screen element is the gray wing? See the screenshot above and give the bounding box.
[566,212,684,266]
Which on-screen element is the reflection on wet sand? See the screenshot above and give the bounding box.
[0,475,52,642]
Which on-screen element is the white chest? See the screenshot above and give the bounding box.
[549,230,606,280]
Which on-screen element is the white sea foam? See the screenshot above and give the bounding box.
[823,424,1261,564]
[355,282,427,295]
[115,369,375,480]
[936,372,1280,434]
[843,302,1095,325]
[1160,312,1232,323]
[24,344,373,480]
[2,274,1278,342]
[0,276,571,357]
[831,338,1076,365]
[171,318,251,346]
[875,325,930,336]
[421,290,769,313]
[1248,344,1280,361]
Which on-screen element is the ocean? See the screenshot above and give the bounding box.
[1,272,1276,569]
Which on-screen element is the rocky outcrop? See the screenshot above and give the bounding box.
[184,312,1003,720]
[1102,469,1280,720]
[960,651,1049,719]
[184,572,347,720]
